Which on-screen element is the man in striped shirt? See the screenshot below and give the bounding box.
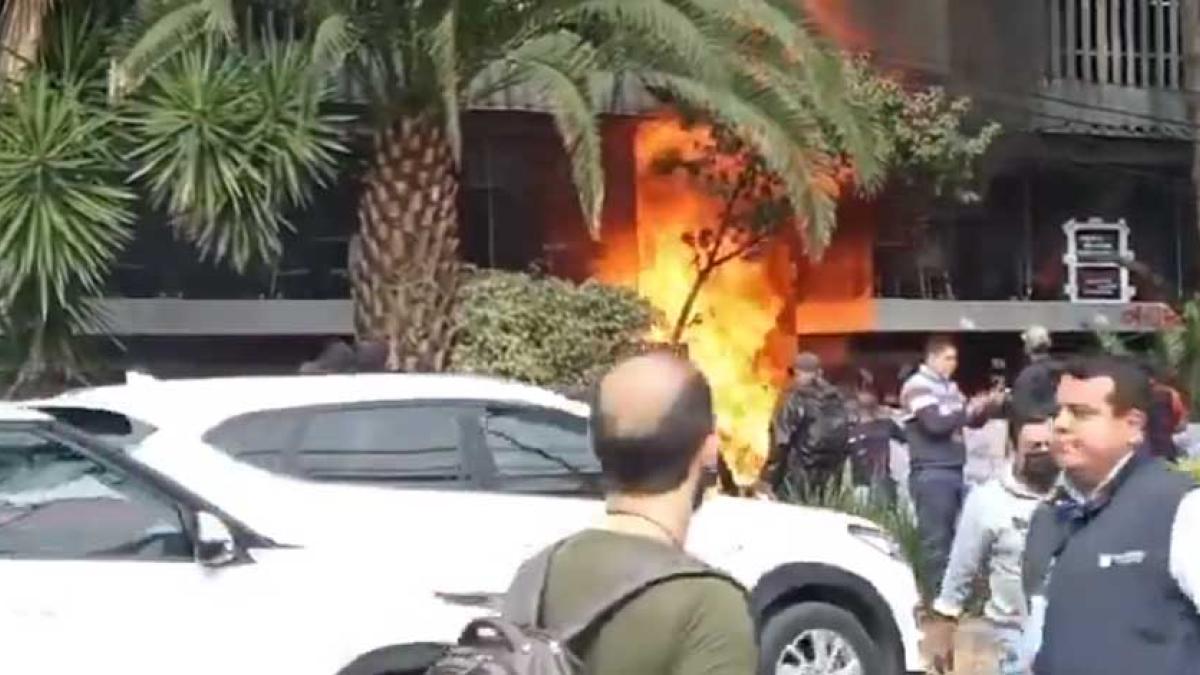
[901,335,1003,596]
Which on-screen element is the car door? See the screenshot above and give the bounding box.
[0,424,313,675]
[481,404,601,496]
[289,402,482,488]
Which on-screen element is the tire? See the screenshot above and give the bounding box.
[758,601,883,675]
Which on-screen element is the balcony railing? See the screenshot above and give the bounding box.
[1047,0,1183,88]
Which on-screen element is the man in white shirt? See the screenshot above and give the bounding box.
[1019,355,1200,674]
[925,414,1058,675]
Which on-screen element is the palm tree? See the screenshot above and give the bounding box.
[0,0,57,84]
[113,0,885,371]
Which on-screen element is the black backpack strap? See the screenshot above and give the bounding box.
[501,539,570,629]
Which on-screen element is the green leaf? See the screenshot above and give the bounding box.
[124,42,346,271]
[0,72,134,321]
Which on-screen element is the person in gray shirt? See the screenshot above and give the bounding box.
[925,413,1060,675]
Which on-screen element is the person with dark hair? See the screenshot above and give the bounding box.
[759,352,852,499]
[925,414,1058,675]
[1020,355,1200,675]
[900,335,1003,597]
[848,387,904,504]
[1139,360,1186,461]
[520,353,756,675]
[1011,325,1062,420]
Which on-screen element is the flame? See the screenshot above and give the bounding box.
[801,0,872,51]
[596,119,796,483]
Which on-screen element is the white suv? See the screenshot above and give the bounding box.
[30,374,925,674]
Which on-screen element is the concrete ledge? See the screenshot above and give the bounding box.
[88,298,1175,336]
[871,299,1175,334]
[93,299,353,336]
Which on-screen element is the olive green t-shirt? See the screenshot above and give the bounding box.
[540,529,757,675]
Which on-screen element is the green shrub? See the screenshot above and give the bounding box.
[451,269,657,389]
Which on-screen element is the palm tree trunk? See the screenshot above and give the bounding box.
[0,0,55,85]
[351,115,461,372]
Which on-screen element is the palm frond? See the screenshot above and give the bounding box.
[309,10,355,72]
[677,0,821,62]
[642,70,841,254]
[798,49,886,190]
[114,0,233,95]
[428,1,462,164]
[546,0,730,87]
[491,31,603,235]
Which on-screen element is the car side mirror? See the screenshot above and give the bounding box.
[195,512,238,567]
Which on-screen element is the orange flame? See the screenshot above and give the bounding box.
[801,0,872,51]
[596,119,796,482]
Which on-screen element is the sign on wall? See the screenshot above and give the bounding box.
[1062,218,1134,303]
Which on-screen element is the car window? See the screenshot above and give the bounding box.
[203,412,303,474]
[293,405,468,483]
[0,430,190,560]
[484,406,597,476]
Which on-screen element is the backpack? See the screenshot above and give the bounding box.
[800,386,852,461]
[426,539,740,675]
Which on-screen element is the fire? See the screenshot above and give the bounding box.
[596,119,796,483]
[800,0,872,51]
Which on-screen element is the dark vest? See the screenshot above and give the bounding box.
[1027,455,1200,675]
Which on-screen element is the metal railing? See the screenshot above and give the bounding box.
[1047,0,1183,88]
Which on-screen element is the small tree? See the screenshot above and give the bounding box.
[651,124,795,345]
[656,65,1001,346]
[451,269,656,390]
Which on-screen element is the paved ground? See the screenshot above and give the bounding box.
[919,618,1002,675]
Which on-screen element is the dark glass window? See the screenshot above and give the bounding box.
[292,405,468,483]
[203,413,304,474]
[484,407,595,476]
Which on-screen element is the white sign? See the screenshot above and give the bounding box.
[1062,218,1135,303]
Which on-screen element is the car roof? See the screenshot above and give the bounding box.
[37,373,590,431]
[0,402,51,423]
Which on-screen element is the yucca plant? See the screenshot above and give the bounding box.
[0,0,346,393]
[782,465,931,603]
[124,39,347,270]
[116,0,886,371]
[0,65,134,392]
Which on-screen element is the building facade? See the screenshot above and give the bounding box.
[90,0,1191,380]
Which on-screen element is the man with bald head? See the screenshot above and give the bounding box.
[523,352,757,674]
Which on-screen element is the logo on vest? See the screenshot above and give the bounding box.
[1097,550,1146,569]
